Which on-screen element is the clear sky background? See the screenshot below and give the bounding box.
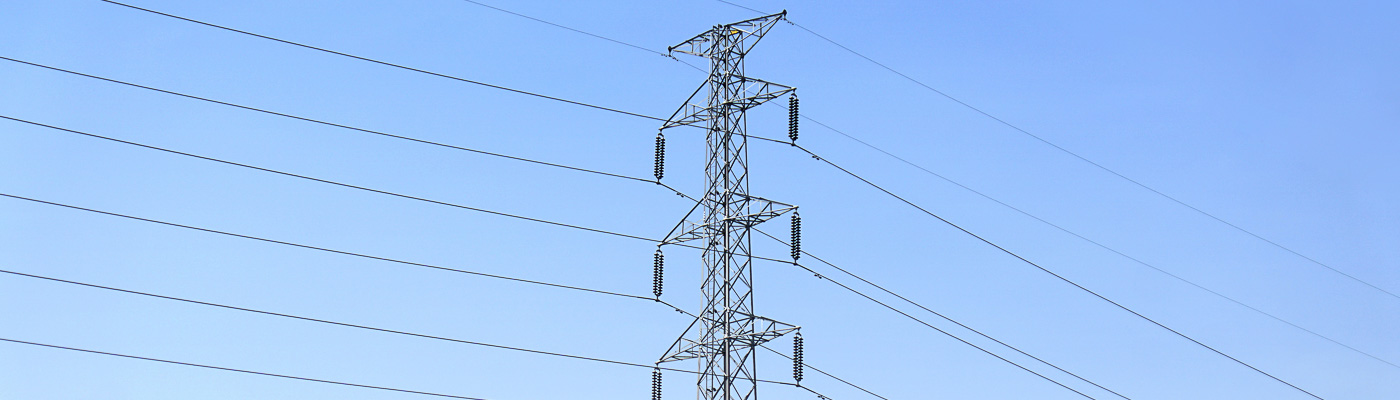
[2,1,1398,399]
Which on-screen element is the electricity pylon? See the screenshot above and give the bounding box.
[654,11,799,400]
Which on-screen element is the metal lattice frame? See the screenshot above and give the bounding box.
[657,11,797,400]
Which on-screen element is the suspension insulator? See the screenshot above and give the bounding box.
[652,249,664,298]
[793,332,804,383]
[788,95,799,143]
[652,368,662,400]
[790,212,802,261]
[654,132,666,181]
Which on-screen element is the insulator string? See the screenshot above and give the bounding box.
[653,249,665,298]
[788,95,800,143]
[791,212,802,261]
[654,132,666,181]
[793,332,805,383]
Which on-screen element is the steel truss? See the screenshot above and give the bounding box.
[656,11,798,400]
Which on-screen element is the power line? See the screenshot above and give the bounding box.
[0,56,723,205]
[0,115,795,266]
[98,0,765,143]
[3,115,805,265]
[639,135,1103,397]
[651,181,1106,399]
[414,0,1389,377]
[657,182,1113,398]
[713,0,765,14]
[5,47,1353,399]
[459,0,661,57]
[455,0,708,73]
[24,2,1245,398]
[0,154,1139,400]
[60,2,795,146]
[99,0,663,122]
[791,143,1326,400]
[53,3,1329,396]
[0,267,811,389]
[746,95,1400,371]
[421,0,1389,377]
[0,25,1112,400]
[0,337,491,399]
[751,229,1131,400]
[710,0,1397,302]
[756,345,890,400]
[779,260,1099,400]
[0,192,653,302]
[0,56,654,185]
[9,53,1276,392]
[0,192,856,399]
[0,114,655,239]
[356,2,1371,393]
[659,211,1098,398]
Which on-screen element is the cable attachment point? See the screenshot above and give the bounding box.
[654,131,666,181]
[790,212,802,261]
[793,331,804,383]
[653,248,665,298]
[788,94,799,144]
[651,367,662,400]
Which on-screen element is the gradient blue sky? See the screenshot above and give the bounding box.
[2,1,1398,399]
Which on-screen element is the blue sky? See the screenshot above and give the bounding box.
[2,0,1397,399]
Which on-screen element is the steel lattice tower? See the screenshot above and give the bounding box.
[655,11,799,400]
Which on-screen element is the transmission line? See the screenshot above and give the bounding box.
[1,115,807,265]
[69,2,1125,385]
[399,0,1391,375]
[0,337,491,399]
[0,113,1058,398]
[0,179,1110,400]
[89,3,797,146]
[0,268,814,389]
[0,115,648,240]
[97,0,759,140]
[6,50,1353,398]
[56,3,1329,396]
[99,0,662,122]
[709,0,1396,302]
[0,56,654,185]
[459,0,659,57]
[1,114,855,395]
[779,260,1099,400]
[0,115,798,265]
[33,2,1178,398]
[13,55,1294,392]
[739,94,1400,372]
[656,192,1099,399]
[95,2,1384,347]
[751,229,1129,400]
[455,0,708,73]
[657,188,1121,398]
[0,192,858,399]
[0,192,656,303]
[650,182,1099,397]
[363,2,1369,393]
[0,65,1079,400]
[791,144,1326,399]
[810,121,1400,369]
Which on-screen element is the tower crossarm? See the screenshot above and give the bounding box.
[668,11,787,58]
[660,195,796,245]
[660,76,794,131]
[658,313,798,363]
